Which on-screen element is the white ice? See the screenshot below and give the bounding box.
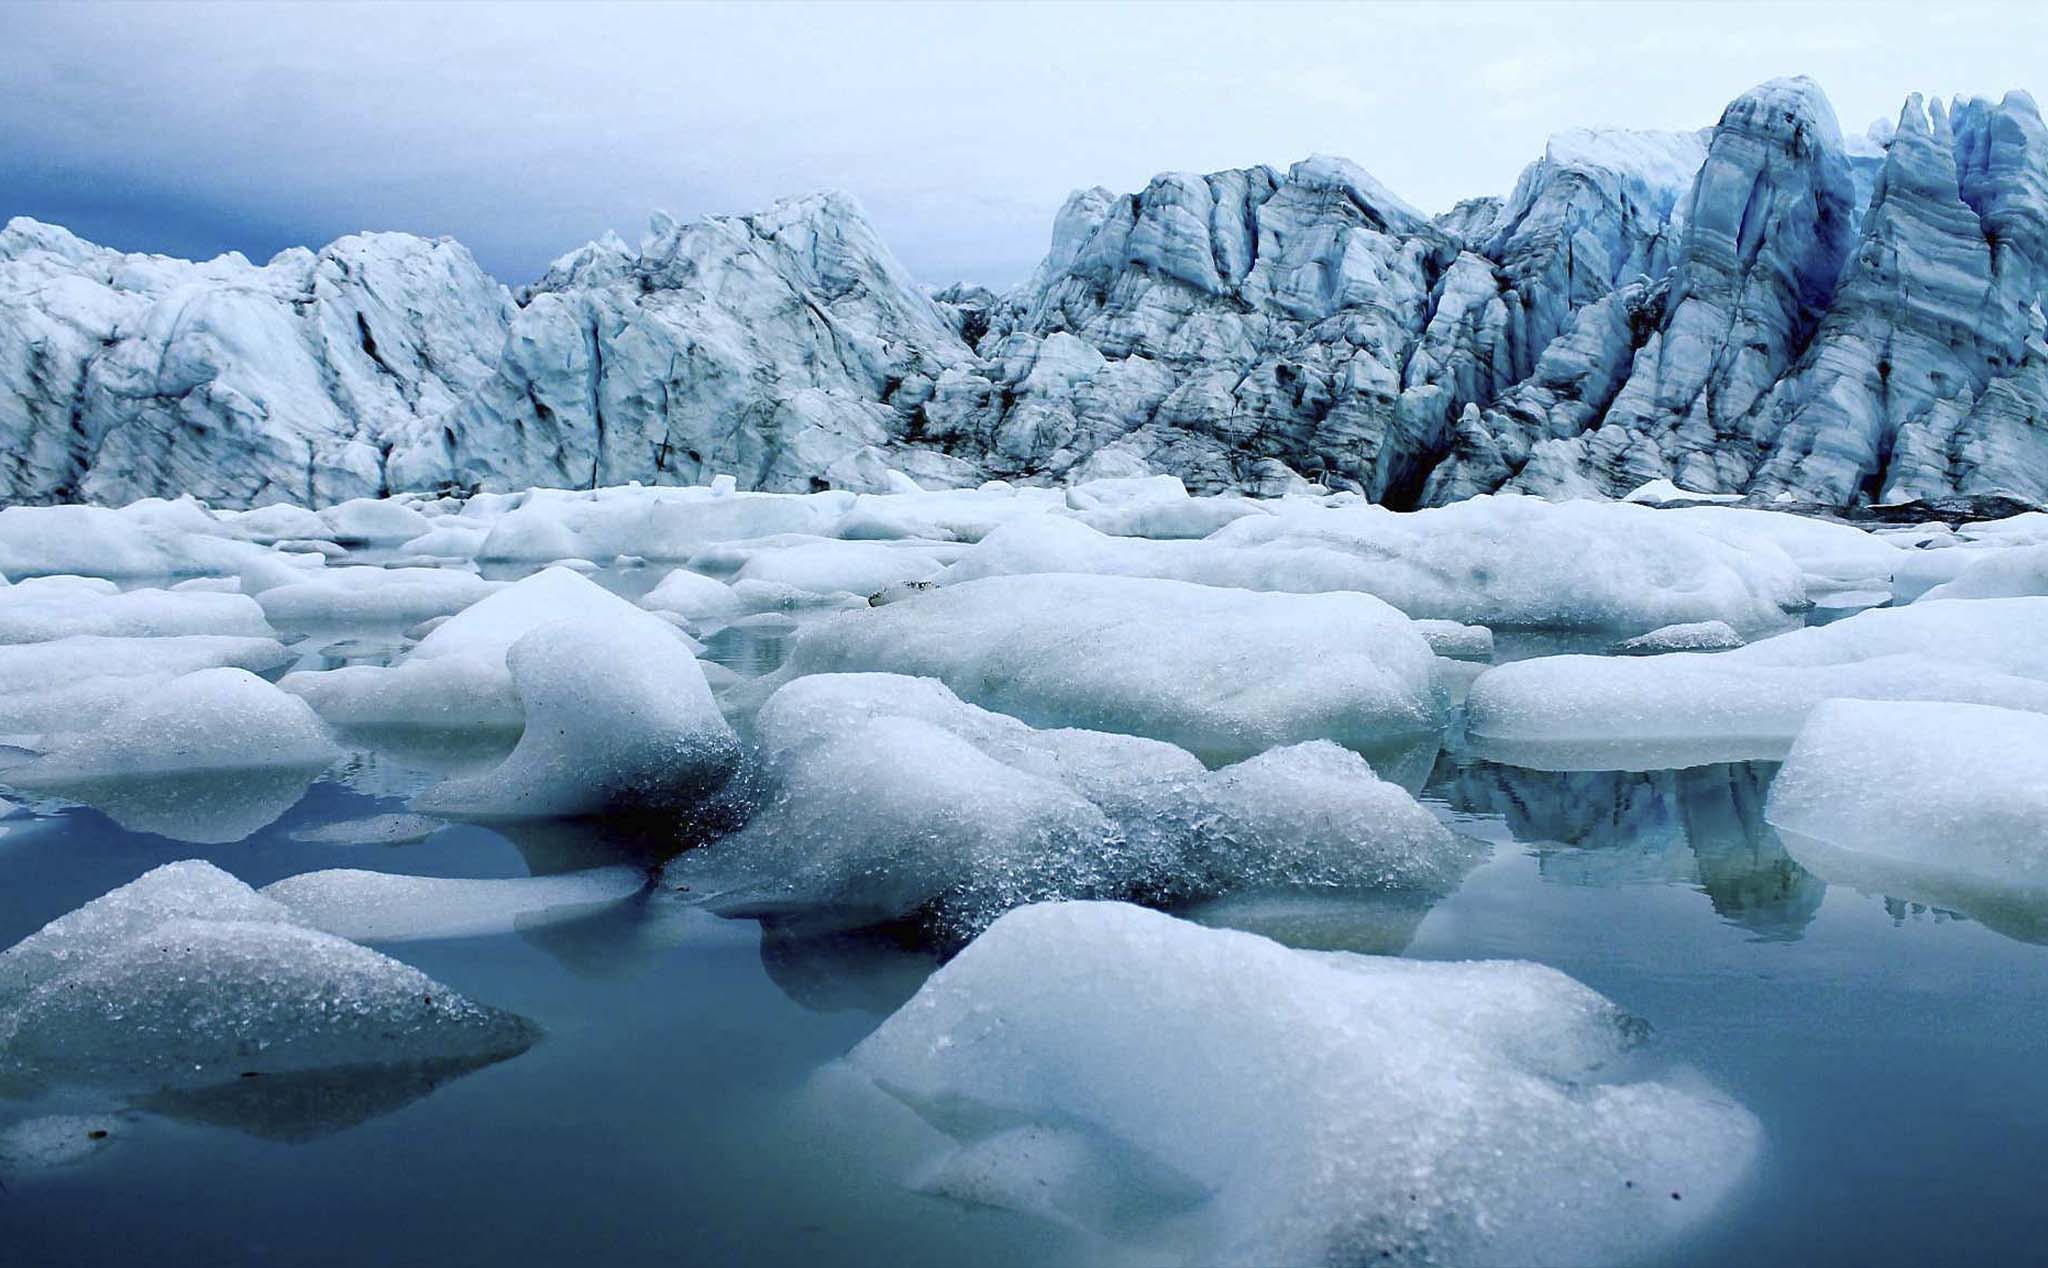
[845,901,1760,1267]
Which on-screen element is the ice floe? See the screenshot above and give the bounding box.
[843,901,1760,1266]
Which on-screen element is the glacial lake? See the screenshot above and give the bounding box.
[4,590,2047,1267]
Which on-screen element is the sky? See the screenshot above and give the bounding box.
[5,1,2046,288]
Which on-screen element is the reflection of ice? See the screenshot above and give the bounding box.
[1436,758,1825,940]
[20,766,325,845]
[1179,886,1462,956]
[1781,828,2048,947]
[755,916,941,1016]
[130,1052,531,1143]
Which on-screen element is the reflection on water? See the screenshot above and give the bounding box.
[1780,828,2048,947]
[131,1052,534,1144]
[1431,756,1826,940]
[11,765,330,845]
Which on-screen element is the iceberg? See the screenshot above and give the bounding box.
[772,574,1444,763]
[1465,597,2048,768]
[845,901,1760,1266]
[1767,699,2048,940]
[0,861,536,1092]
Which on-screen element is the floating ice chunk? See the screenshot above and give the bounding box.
[256,566,501,627]
[0,585,273,643]
[775,575,1442,763]
[1612,620,1745,655]
[1648,504,1905,596]
[1917,544,2048,601]
[4,669,338,841]
[640,567,743,621]
[261,866,646,941]
[1621,478,1743,504]
[0,503,289,582]
[0,860,293,1012]
[281,566,663,728]
[727,538,960,597]
[7,668,336,785]
[681,674,1465,939]
[1768,699,2048,939]
[1466,598,2048,769]
[0,912,534,1089]
[475,485,856,562]
[1207,495,1807,633]
[317,497,433,545]
[413,614,740,818]
[0,634,290,736]
[395,520,492,559]
[1414,618,1494,660]
[224,502,331,544]
[846,901,1760,1267]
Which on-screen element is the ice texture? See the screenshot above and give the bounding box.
[1465,596,2048,768]
[676,673,1469,939]
[846,901,1761,1266]
[413,613,740,818]
[6,668,337,785]
[281,566,665,728]
[256,566,502,627]
[0,634,291,737]
[0,584,274,644]
[0,861,537,1090]
[772,574,1443,763]
[1767,699,2048,935]
[8,79,2048,507]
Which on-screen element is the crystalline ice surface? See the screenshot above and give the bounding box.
[773,573,1444,764]
[847,901,1760,1267]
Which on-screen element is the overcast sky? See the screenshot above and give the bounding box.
[5,1,2044,287]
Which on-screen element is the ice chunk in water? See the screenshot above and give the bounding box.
[1917,543,2048,602]
[0,1115,125,1173]
[0,634,290,737]
[7,668,337,784]
[262,866,646,941]
[679,674,1468,939]
[1465,597,2048,769]
[845,901,1760,1267]
[773,574,1444,764]
[0,585,272,644]
[287,813,445,846]
[256,566,501,627]
[0,861,535,1092]
[4,670,338,842]
[0,860,291,1012]
[1611,620,1746,655]
[282,566,671,729]
[639,567,742,621]
[413,614,740,818]
[1768,699,2048,940]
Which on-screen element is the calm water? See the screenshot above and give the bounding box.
[4,594,2048,1265]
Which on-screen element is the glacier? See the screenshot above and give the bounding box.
[7,77,2048,511]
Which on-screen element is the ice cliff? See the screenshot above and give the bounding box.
[7,77,2048,509]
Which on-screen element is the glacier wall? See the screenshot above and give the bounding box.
[6,76,2048,510]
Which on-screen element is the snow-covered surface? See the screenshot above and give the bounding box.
[846,901,1760,1266]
